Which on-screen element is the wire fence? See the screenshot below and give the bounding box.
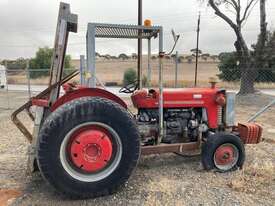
[0,57,275,111]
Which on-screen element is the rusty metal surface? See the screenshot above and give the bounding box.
[238,123,263,144]
[11,70,79,143]
[48,2,78,104]
[26,107,35,121]
[141,142,200,156]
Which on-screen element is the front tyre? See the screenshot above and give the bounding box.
[201,133,245,172]
[37,97,140,199]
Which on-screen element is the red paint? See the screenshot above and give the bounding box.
[214,145,235,166]
[69,125,113,173]
[215,93,226,106]
[62,83,87,93]
[238,123,263,144]
[31,99,49,107]
[131,88,221,128]
[51,87,127,111]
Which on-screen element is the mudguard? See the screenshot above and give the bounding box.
[51,87,127,111]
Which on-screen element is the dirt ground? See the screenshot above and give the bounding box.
[0,91,275,206]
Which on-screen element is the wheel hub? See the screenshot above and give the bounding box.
[84,144,101,161]
[214,144,238,170]
[69,126,113,173]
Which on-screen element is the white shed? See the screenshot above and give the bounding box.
[0,65,7,89]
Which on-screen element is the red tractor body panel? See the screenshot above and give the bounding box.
[51,87,127,111]
[131,88,222,129]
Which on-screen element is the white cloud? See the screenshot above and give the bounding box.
[0,0,274,59]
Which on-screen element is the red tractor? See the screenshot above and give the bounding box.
[12,3,262,199]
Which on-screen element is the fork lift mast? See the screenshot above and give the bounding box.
[12,2,262,199]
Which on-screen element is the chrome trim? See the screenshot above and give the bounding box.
[225,92,236,127]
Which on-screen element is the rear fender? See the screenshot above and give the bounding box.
[51,88,127,111]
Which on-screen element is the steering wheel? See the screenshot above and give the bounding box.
[119,80,138,94]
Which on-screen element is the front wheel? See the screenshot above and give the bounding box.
[37,97,140,198]
[201,133,245,172]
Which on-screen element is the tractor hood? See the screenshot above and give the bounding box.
[131,88,221,109]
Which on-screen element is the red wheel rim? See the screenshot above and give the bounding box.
[68,125,113,173]
[214,143,239,170]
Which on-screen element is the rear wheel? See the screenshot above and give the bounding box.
[37,97,140,198]
[201,133,245,172]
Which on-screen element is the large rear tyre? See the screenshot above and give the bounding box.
[201,133,245,172]
[37,97,140,199]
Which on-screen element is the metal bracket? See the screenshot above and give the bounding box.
[11,71,79,143]
[247,98,275,123]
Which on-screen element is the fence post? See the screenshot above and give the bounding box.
[4,61,10,109]
[26,61,31,99]
[148,38,152,87]
[80,55,85,85]
[175,51,179,88]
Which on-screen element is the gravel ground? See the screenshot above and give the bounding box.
[0,91,274,206]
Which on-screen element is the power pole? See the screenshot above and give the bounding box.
[194,12,201,87]
[175,51,179,88]
[138,0,142,89]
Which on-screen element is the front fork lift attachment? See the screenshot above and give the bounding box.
[11,70,79,143]
[11,2,78,171]
[11,2,78,144]
[11,70,79,173]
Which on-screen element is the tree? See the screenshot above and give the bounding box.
[103,54,111,60]
[151,56,157,60]
[178,56,185,63]
[265,32,275,68]
[95,52,101,58]
[111,56,118,60]
[218,52,242,81]
[211,55,219,61]
[2,58,27,70]
[254,31,275,82]
[123,68,137,86]
[253,0,268,72]
[132,53,138,59]
[218,32,275,83]
[29,47,72,79]
[186,55,194,64]
[201,53,210,61]
[201,0,262,94]
[118,53,129,60]
[191,48,202,57]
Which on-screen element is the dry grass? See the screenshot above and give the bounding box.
[228,160,275,195]
[264,138,275,144]
[7,60,275,90]
[7,60,218,85]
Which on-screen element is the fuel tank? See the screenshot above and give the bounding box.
[131,88,220,109]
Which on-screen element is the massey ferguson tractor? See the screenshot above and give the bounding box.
[12,3,262,199]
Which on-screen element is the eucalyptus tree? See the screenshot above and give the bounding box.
[201,0,267,94]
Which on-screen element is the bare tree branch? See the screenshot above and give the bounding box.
[224,0,238,10]
[240,0,259,23]
[208,0,238,31]
[204,0,263,94]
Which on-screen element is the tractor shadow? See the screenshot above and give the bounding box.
[18,153,204,204]
[138,153,202,171]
